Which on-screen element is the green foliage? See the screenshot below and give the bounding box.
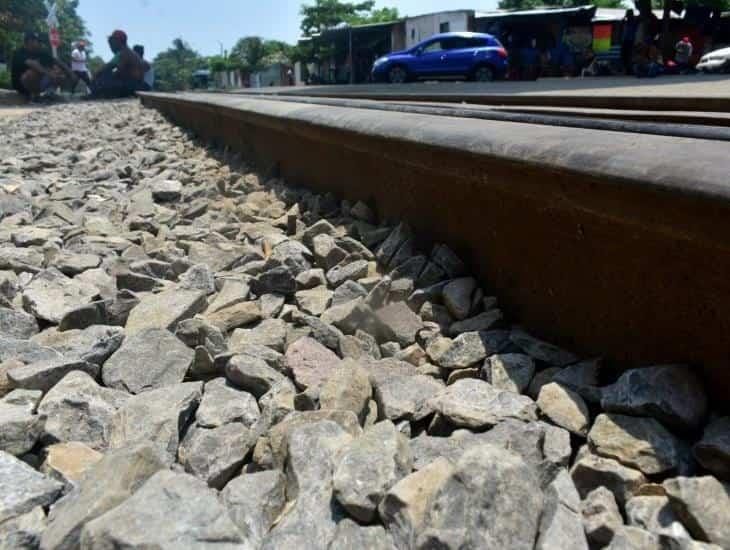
[0,68,10,89]
[498,0,627,8]
[300,0,376,36]
[87,55,103,75]
[347,6,400,25]
[152,38,205,92]
[0,0,90,65]
[230,37,295,73]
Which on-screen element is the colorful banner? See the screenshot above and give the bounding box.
[593,24,612,53]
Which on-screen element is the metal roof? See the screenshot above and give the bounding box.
[475,5,596,20]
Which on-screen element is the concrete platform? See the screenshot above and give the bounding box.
[141,91,730,403]
[236,74,730,111]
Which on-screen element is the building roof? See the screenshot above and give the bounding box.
[475,5,596,20]
[593,8,684,22]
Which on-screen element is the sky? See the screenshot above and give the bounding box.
[77,0,499,60]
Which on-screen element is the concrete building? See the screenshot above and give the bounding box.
[405,10,475,48]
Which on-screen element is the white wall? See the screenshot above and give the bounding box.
[405,11,472,48]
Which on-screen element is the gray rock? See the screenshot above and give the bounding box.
[329,519,396,550]
[326,259,369,288]
[221,471,286,549]
[320,361,372,421]
[442,277,476,320]
[7,357,99,393]
[22,269,99,324]
[295,285,333,316]
[33,325,125,365]
[0,402,42,455]
[589,413,690,475]
[38,371,128,450]
[286,336,342,392]
[187,241,248,272]
[416,444,544,550]
[178,263,216,294]
[253,410,362,471]
[175,317,227,356]
[206,278,251,313]
[449,309,502,336]
[430,244,465,278]
[58,300,112,331]
[102,328,193,394]
[374,373,444,422]
[331,279,367,307]
[124,288,207,335]
[552,359,602,402]
[601,365,708,432]
[313,234,347,270]
[376,223,413,268]
[339,331,381,360]
[108,382,202,463]
[262,421,353,550]
[528,366,563,399]
[379,457,454,548]
[80,470,247,549]
[0,451,62,523]
[537,382,591,436]
[481,353,535,394]
[537,470,589,550]
[252,266,297,296]
[229,318,287,353]
[1,388,42,412]
[295,268,327,289]
[333,420,412,522]
[321,297,373,334]
[605,527,662,550]
[626,495,692,540]
[582,486,624,547]
[0,336,61,365]
[40,441,103,491]
[151,179,182,202]
[197,377,260,428]
[509,328,578,367]
[0,307,38,339]
[571,449,647,507]
[226,354,285,398]
[437,330,506,369]
[694,417,730,480]
[0,505,46,550]
[0,246,44,273]
[54,253,100,277]
[375,301,424,347]
[178,424,255,489]
[429,378,537,429]
[259,293,285,318]
[203,300,262,332]
[663,476,730,547]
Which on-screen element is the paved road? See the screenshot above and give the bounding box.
[237,74,730,99]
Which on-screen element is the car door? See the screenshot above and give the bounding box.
[439,37,480,75]
[411,39,448,76]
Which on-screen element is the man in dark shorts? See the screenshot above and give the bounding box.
[89,30,151,99]
[11,31,73,101]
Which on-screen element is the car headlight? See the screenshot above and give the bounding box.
[373,57,388,68]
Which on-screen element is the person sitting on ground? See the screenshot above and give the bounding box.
[89,30,150,99]
[132,44,155,90]
[71,40,92,95]
[11,31,75,102]
[674,36,693,72]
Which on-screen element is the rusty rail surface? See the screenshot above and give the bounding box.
[140,92,730,403]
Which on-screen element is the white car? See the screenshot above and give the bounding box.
[697,46,730,73]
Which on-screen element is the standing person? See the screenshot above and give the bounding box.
[11,31,75,102]
[71,40,91,94]
[675,36,693,72]
[133,45,154,90]
[89,30,150,99]
[621,10,638,74]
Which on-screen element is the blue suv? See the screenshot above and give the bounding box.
[372,32,508,84]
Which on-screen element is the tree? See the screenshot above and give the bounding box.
[153,38,205,91]
[498,0,626,8]
[230,37,296,73]
[348,6,400,25]
[300,0,377,36]
[54,0,90,61]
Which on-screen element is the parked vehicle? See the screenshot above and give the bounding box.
[372,32,508,84]
[697,46,730,73]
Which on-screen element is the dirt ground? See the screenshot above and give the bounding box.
[0,106,36,121]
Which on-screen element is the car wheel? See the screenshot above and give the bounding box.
[473,65,495,82]
[388,66,408,84]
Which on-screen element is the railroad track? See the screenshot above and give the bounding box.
[140,90,730,402]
